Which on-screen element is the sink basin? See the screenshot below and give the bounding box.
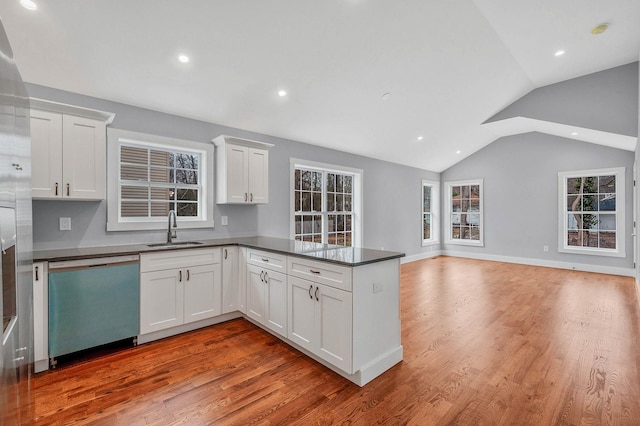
[147,241,204,248]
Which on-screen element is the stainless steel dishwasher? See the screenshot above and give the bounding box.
[48,255,140,367]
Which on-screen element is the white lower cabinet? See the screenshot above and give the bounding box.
[247,264,287,337]
[288,276,352,373]
[222,246,239,314]
[32,262,49,373]
[140,248,221,335]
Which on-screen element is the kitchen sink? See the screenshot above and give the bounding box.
[146,241,205,248]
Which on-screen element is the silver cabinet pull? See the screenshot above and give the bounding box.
[35,266,39,281]
[261,258,269,262]
[224,248,228,259]
[186,269,190,281]
[310,269,320,275]
[260,271,264,282]
[308,285,313,299]
[179,270,182,282]
[315,286,319,301]
[244,193,248,202]
[55,183,59,196]
[250,193,253,202]
[264,272,269,284]
[66,183,70,196]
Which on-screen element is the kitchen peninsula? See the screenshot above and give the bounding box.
[33,237,404,386]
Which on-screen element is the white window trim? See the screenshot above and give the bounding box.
[289,158,363,248]
[107,128,214,231]
[557,167,625,257]
[422,179,439,246]
[444,179,484,247]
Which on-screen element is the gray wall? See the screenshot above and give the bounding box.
[487,62,639,137]
[27,84,439,255]
[441,132,635,269]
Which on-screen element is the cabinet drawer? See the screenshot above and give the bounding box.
[287,257,352,292]
[141,248,220,273]
[246,249,287,273]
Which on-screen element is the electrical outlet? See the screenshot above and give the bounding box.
[373,283,384,294]
[59,217,71,231]
[543,245,549,252]
[221,216,228,226]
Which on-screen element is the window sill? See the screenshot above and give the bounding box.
[107,219,214,232]
[445,239,484,247]
[558,246,625,258]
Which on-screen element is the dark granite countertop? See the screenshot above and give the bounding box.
[33,236,405,267]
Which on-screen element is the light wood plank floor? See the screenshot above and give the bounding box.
[32,257,640,425]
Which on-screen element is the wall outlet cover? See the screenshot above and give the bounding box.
[221,216,228,226]
[59,217,71,231]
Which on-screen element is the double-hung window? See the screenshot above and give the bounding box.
[444,179,483,246]
[107,129,214,231]
[558,167,625,257]
[291,159,362,247]
[422,180,439,245]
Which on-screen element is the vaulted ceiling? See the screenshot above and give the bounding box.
[1,0,638,172]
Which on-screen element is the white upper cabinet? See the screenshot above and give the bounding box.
[212,135,273,204]
[29,99,114,200]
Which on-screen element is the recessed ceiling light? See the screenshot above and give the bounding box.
[177,54,190,64]
[456,150,462,154]
[554,50,565,57]
[278,90,287,97]
[591,24,609,35]
[571,132,579,136]
[381,93,391,101]
[19,0,38,10]
[417,136,423,141]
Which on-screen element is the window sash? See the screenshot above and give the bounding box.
[444,179,483,246]
[558,168,624,256]
[293,166,356,247]
[422,180,439,245]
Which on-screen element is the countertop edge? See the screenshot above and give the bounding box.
[33,237,406,267]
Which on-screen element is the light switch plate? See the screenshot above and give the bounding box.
[59,217,71,231]
[221,216,228,226]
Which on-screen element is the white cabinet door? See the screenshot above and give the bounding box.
[316,284,352,373]
[238,247,247,314]
[30,110,63,199]
[288,276,315,352]
[32,262,48,372]
[264,269,287,337]
[248,147,268,204]
[246,264,266,323]
[184,263,222,324]
[140,269,183,334]
[62,115,106,200]
[222,246,239,314]
[226,144,248,203]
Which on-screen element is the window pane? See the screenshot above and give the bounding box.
[583,195,598,211]
[328,215,336,232]
[599,175,615,193]
[121,146,147,164]
[177,202,198,217]
[423,214,431,240]
[585,232,598,248]
[312,172,322,191]
[177,189,198,201]
[567,177,581,194]
[467,214,480,226]
[599,232,616,249]
[295,215,301,234]
[176,153,198,170]
[470,226,480,240]
[313,215,322,234]
[295,169,301,190]
[470,185,480,198]
[599,194,615,211]
[451,186,460,198]
[344,176,352,193]
[327,193,335,211]
[567,214,579,231]
[150,167,170,183]
[150,149,170,166]
[121,185,148,200]
[301,192,311,211]
[452,225,460,239]
[599,214,615,231]
[344,232,352,246]
[469,198,479,210]
[461,199,469,212]
[150,202,171,217]
[312,192,322,211]
[175,170,198,184]
[121,165,147,181]
[423,186,431,211]
[584,177,597,193]
[461,186,470,198]
[452,199,461,212]
[327,173,335,192]
[294,191,300,212]
[567,195,579,212]
[121,202,148,217]
[150,187,172,201]
[344,195,352,212]
[336,175,343,193]
[301,170,311,191]
[336,194,344,212]
[582,214,597,230]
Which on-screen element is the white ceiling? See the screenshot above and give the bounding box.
[1,0,638,172]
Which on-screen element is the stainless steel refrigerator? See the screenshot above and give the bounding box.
[0,15,35,424]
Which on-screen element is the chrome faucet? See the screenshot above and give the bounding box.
[167,210,177,243]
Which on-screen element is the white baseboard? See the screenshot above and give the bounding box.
[401,250,442,264]
[440,250,634,277]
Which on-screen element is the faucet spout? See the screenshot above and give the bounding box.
[167,210,177,243]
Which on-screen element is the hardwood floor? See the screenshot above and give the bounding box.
[31,257,640,425]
